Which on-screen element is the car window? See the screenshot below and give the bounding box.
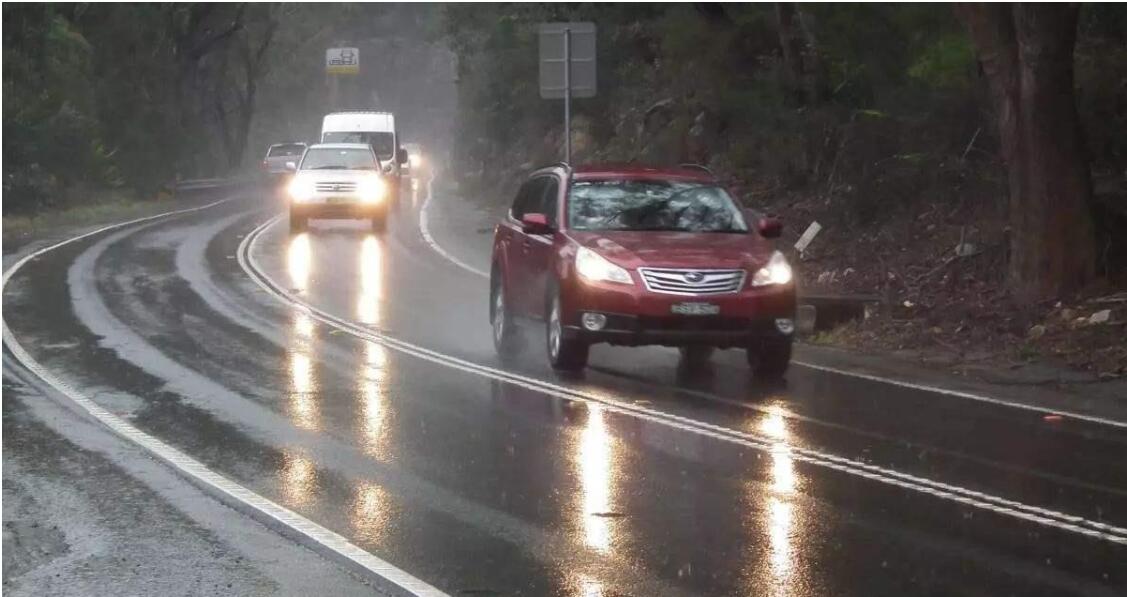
[267,144,306,157]
[540,177,560,228]
[299,148,378,170]
[511,177,548,220]
[567,179,749,233]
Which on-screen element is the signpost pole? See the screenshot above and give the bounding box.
[563,27,571,164]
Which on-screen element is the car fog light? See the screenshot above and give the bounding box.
[582,312,608,331]
[775,318,795,335]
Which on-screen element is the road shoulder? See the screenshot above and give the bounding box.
[1,357,380,596]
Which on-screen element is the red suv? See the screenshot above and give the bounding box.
[489,164,796,376]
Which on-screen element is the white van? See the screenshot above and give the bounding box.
[320,111,407,191]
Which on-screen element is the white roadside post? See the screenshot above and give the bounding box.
[539,23,596,164]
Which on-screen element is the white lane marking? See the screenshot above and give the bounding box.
[418,172,490,278]
[2,200,449,597]
[414,186,1127,430]
[242,216,1127,546]
[790,360,1127,429]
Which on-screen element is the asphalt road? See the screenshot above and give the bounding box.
[4,175,1126,596]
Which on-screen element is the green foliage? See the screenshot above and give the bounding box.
[908,34,975,90]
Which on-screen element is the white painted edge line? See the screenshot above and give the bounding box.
[242,216,1127,546]
[418,172,490,278]
[790,360,1127,429]
[1,199,449,597]
[414,186,1127,430]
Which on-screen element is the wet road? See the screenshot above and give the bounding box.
[4,176,1127,596]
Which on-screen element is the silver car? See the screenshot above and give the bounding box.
[285,144,391,233]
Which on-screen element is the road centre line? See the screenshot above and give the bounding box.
[242,214,1127,546]
[1,199,449,597]
[416,182,1127,430]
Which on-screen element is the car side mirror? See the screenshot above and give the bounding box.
[521,213,552,235]
[757,217,783,239]
[397,147,409,165]
[284,161,297,172]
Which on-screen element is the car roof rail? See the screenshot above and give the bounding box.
[678,163,715,177]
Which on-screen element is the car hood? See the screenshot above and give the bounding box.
[569,230,773,270]
[293,169,381,182]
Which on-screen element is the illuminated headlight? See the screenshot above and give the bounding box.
[409,153,422,168]
[357,176,387,204]
[751,251,793,286]
[576,247,632,284]
[287,177,314,202]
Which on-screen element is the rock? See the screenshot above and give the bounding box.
[1028,324,1046,340]
[955,242,980,257]
[1089,309,1112,324]
[1060,308,1075,322]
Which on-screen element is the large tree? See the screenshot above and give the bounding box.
[956,3,1096,300]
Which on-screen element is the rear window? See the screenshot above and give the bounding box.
[267,144,306,157]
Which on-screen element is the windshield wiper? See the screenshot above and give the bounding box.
[310,165,347,170]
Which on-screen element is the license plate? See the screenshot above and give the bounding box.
[671,302,720,316]
[326,196,350,204]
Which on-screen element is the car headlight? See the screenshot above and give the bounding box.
[357,176,387,203]
[576,246,632,284]
[288,177,314,202]
[752,251,793,286]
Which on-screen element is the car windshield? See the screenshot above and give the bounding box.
[299,148,378,170]
[321,131,395,159]
[567,179,749,232]
[267,144,305,157]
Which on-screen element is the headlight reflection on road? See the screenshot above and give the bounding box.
[747,403,806,594]
[288,350,319,431]
[357,235,383,325]
[577,404,616,554]
[360,340,392,460]
[279,451,317,508]
[352,481,392,546]
[287,232,311,292]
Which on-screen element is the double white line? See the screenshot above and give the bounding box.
[242,214,1127,547]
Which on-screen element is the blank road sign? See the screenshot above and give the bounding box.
[539,22,596,99]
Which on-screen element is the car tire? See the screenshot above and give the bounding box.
[678,346,715,368]
[546,292,588,371]
[289,212,307,233]
[490,269,521,357]
[747,339,792,379]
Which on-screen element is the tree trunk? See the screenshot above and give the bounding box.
[774,3,805,105]
[956,3,1096,300]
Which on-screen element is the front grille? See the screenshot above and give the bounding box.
[315,181,357,193]
[638,268,745,296]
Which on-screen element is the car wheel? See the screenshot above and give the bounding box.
[678,346,715,368]
[747,339,792,379]
[546,293,588,371]
[289,211,307,233]
[490,270,520,356]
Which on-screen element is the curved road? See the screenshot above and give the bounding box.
[4,175,1126,596]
